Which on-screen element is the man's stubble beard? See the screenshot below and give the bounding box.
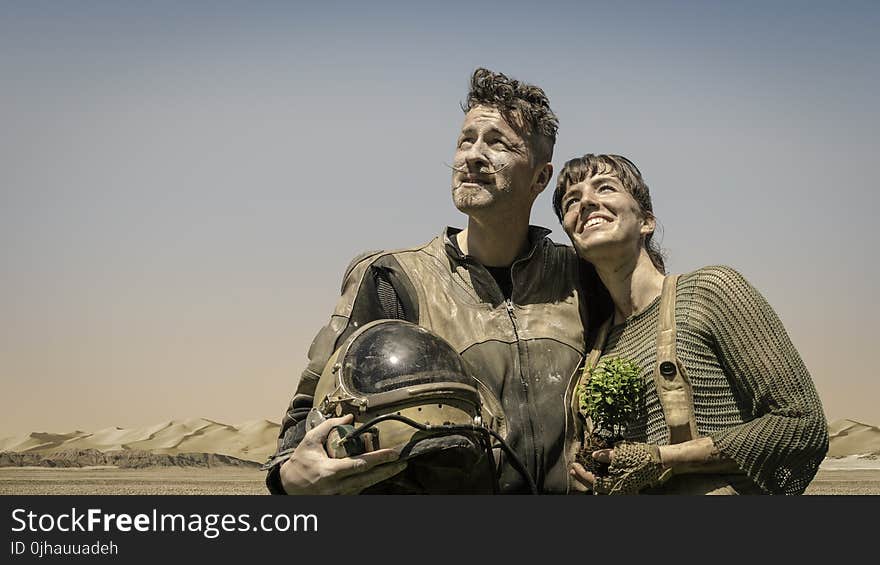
[451,181,505,213]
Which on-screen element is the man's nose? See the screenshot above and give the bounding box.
[462,141,489,169]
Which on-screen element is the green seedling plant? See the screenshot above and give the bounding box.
[576,356,643,476]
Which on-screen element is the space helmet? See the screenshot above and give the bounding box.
[311,319,516,494]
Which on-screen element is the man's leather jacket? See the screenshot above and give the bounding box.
[265,226,589,493]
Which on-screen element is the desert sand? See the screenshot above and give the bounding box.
[0,467,266,495]
[2,418,879,494]
[0,418,280,464]
[2,466,878,495]
[827,419,880,457]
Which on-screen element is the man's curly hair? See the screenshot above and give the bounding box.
[464,67,558,164]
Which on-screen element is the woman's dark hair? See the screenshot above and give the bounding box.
[552,154,666,273]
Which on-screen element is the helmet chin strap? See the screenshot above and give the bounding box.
[340,412,537,494]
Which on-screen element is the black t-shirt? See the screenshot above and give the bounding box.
[449,234,513,299]
[485,265,513,300]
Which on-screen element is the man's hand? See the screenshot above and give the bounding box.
[279,414,407,495]
[570,442,670,495]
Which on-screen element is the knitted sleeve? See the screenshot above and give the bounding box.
[693,266,829,494]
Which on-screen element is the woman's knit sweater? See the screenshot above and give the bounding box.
[597,265,828,494]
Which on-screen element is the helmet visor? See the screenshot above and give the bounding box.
[341,322,475,395]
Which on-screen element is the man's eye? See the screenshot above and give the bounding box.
[563,198,578,212]
[458,139,472,148]
[598,184,616,193]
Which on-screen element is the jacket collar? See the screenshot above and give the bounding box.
[442,225,552,264]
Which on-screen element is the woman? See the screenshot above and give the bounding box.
[554,154,828,495]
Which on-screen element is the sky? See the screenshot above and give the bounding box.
[2,1,878,434]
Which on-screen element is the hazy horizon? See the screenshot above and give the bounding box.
[2,1,878,435]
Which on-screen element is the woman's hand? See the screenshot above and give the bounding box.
[570,444,669,495]
[569,448,613,493]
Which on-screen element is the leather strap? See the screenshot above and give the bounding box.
[653,274,698,444]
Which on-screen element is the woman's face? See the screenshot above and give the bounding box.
[560,174,654,263]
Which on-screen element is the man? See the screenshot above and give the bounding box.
[265,68,590,494]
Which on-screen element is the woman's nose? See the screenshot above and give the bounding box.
[576,192,601,220]
[581,190,601,210]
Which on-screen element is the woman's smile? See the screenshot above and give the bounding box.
[580,213,614,233]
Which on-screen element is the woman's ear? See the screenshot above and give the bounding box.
[640,214,656,238]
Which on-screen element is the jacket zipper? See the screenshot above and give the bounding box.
[506,273,539,490]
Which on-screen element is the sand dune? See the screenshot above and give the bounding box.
[827,419,880,458]
[0,431,89,453]
[4,418,878,466]
[0,419,280,463]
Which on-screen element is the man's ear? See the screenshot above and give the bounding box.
[532,163,554,196]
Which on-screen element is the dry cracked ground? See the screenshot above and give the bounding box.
[1,467,878,495]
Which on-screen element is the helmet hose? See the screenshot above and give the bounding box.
[338,413,538,494]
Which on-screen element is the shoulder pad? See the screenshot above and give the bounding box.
[341,249,385,291]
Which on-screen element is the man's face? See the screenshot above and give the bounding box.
[451,106,540,217]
